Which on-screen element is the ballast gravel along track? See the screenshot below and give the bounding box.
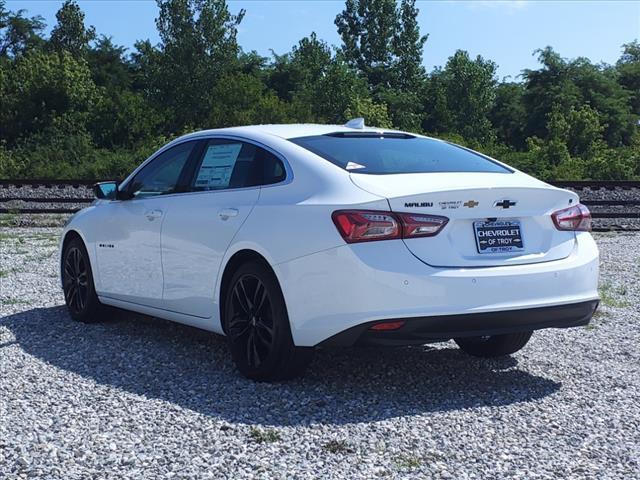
[1,179,639,230]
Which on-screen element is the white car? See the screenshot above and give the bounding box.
[60,121,600,380]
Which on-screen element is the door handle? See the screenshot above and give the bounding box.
[145,209,163,221]
[218,208,239,220]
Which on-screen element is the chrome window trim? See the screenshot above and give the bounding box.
[118,134,293,197]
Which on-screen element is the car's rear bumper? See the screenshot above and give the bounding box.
[275,231,599,347]
[318,300,599,347]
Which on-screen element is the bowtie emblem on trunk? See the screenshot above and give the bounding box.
[494,199,517,209]
[463,200,479,208]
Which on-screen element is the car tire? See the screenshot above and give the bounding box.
[223,261,314,381]
[454,331,533,358]
[62,237,105,323]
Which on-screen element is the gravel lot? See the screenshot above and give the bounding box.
[1,226,639,479]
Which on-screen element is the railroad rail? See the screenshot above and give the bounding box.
[1,179,639,230]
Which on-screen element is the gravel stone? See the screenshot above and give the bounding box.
[1,226,639,479]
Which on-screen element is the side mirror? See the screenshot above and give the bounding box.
[94,181,118,200]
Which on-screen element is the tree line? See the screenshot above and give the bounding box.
[0,0,638,180]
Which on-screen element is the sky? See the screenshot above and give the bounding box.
[8,0,640,80]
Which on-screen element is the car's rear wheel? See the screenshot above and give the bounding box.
[454,331,533,358]
[62,237,105,322]
[223,261,313,381]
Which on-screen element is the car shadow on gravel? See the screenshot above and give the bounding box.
[2,306,561,426]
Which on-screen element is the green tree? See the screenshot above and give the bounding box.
[393,0,427,91]
[566,105,606,158]
[335,0,397,89]
[617,40,640,115]
[49,0,96,57]
[423,50,497,144]
[209,71,290,127]
[335,0,427,131]
[137,0,245,132]
[87,36,131,90]
[490,82,527,149]
[335,0,427,91]
[344,96,392,128]
[1,50,99,145]
[523,47,634,148]
[0,0,45,58]
[268,33,369,123]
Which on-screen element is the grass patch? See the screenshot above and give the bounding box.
[248,427,280,444]
[323,440,353,454]
[396,455,422,469]
[25,233,59,245]
[1,298,30,306]
[0,270,7,278]
[0,213,19,227]
[0,232,17,242]
[599,282,630,308]
[28,252,56,261]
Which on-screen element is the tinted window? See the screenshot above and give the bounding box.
[290,134,511,174]
[260,150,286,185]
[191,140,286,191]
[128,141,194,198]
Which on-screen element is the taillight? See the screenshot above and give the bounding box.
[551,204,592,231]
[332,210,448,243]
[332,210,401,243]
[396,213,449,238]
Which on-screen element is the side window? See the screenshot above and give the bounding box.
[191,140,286,191]
[128,142,195,198]
[260,150,286,186]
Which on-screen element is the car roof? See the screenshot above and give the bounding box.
[176,123,410,141]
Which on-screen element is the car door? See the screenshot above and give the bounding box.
[160,138,287,319]
[92,140,197,308]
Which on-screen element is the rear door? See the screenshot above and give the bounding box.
[160,138,286,318]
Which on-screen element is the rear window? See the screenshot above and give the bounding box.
[289,134,511,174]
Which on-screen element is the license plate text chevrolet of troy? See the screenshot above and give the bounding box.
[60,119,599,381]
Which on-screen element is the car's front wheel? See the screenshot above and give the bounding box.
[223,261,314,381]
[62,237,105,322]
[454,331,533,358]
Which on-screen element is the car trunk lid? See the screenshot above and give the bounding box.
[350,172,578,267]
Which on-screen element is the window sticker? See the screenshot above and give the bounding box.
[195,143,243,189]
[345,161,366,170]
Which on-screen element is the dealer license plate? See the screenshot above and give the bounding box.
[474,220,524,254]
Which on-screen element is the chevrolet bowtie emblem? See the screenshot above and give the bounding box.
[463,200,479,208]
[494,199,517,209]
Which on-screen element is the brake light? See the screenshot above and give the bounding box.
[332,210,448,243]
[551,204,592,231]
[332,210,401,243]
[396,213,449,238]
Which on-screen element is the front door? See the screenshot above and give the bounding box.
[93,140,197,308]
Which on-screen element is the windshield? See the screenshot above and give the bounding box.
[289,134,512,175]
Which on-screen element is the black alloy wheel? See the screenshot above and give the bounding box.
[227,274,275,369]
[62,237,104,322]
[224,261,313,381]
[63,245,89,315]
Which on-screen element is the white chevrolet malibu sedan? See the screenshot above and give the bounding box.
[60,121,599,380]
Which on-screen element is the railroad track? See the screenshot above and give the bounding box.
[1,179,639,230]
